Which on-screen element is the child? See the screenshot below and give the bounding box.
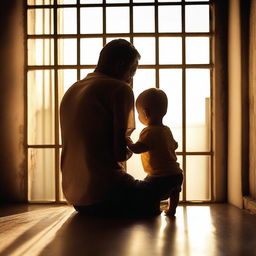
[126,88,183,216]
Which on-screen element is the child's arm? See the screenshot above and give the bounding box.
[126,137,149,154]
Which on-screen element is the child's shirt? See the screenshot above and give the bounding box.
[138,125,182,177]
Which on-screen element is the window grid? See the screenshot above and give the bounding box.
[26,0,214,203]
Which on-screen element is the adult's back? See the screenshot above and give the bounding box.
[60,72,134,206]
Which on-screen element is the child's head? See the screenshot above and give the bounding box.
[136,88,168,125]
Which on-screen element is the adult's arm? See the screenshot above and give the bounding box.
[112,85,135,162]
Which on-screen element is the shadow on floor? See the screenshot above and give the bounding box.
[39,212,178,256]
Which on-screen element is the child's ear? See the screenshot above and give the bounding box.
[143,108,150,119]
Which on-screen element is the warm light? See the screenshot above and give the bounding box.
[185,206,216,255]
[0,207,74,256]
[27,2,212,201]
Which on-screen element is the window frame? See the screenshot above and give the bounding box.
[25,0,214,203]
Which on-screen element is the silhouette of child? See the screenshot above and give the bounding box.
[126,88,183,216]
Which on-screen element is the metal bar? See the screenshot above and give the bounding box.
[181,0,186,202]
[210,2,214,202]
[24,0,29,202]
[53,0,60,203]
[26,1,213,9]
[176,152,213,155]
[27,64,213,70]
[27,145,213,155]
[77,0,81,81]
[28,145,62,148]
[130,0,133,44]
[103,0,106,45]
[27,32,213,39]
[155,0,159,89]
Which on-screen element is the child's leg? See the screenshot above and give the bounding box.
[165,190,180,216]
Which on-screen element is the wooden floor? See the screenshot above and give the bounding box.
[0,203,256,256]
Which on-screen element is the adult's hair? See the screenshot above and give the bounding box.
[95,39,140,79]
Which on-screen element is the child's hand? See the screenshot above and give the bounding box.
[126,136,133,147]
[126,148,133,160]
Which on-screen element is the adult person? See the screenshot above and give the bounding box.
[60,39,159,217]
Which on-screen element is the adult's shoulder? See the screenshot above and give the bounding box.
[110,78,134,99]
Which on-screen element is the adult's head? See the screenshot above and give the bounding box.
[95,39,141,83]
[136,88,168,125]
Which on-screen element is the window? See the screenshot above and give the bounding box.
[26,0,213,202]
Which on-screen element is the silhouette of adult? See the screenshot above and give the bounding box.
[60,39,159,217]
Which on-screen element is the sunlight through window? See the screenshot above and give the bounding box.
[26,0,213,202]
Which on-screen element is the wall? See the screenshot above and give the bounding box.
[213,0,229,202]
[227,0,243,208]
[0,1,26,202]
[249,0,256,200]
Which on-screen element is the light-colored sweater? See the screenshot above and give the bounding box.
[60,72,135,205]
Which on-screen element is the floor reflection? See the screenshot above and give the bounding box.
[1,204,256,256]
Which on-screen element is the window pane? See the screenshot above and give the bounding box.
[186,69,210,151]
[127,69,155,180]
[106,37,130,43]
[133,6,154,33]
[58,39,77,65]
[159,0,181,2]
[28,148,55,201]
[159,69,182,151]
[132,69,156,148]
[58,69,77,102]
[57,0,76,3]
[159,37,182,64]
[59,176,66,202]
[81,38,102,64]
[28,39,54,65]
[106,0,129,2]
[28,0,53,4]
[185,5,209,32]
[186,37,209,64]
[27,9,54,35]
[133,0,154,2]
[158,6,181,32]
[59,149,65,201]
[186,0,209,2]
[177,155,183,200]
[80,0,102,3]
[186,156,210,201]
[80,69,94,79]
[133,69,156,99]
[57,8,77,34]
[106,7,129,33]
[28,70,55,145]
[81,7,103,34]
[133,37,155,65]
[58,69,77,145]
[127,153,146,180]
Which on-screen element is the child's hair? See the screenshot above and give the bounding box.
[136,88,168,118]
